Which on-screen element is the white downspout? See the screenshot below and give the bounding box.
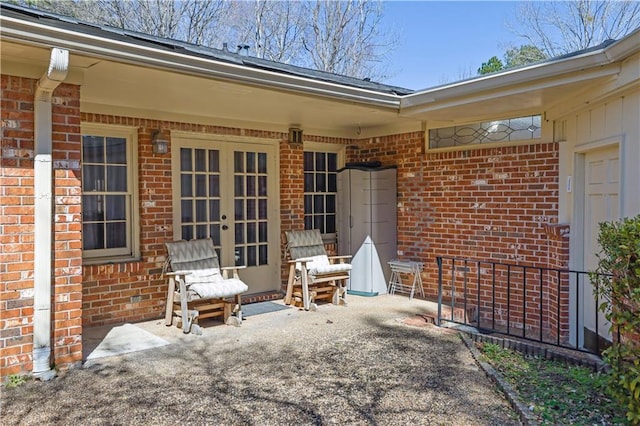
[33,48,69,381]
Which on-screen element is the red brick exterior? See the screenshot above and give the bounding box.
[1,71,568,379]
[1,76,83,377]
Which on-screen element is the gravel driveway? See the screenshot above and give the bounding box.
[2,295,518,425]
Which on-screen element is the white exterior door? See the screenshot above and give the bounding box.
[172,137,280,294]
[582,145,619,346]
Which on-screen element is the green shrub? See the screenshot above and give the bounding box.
[592,214,640,424]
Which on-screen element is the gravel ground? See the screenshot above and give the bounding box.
[2,295,519,425]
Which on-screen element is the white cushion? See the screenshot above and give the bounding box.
[189,278,248,299]
[184,268,222,285]
[310,263,352,275]
[297,255,352,275]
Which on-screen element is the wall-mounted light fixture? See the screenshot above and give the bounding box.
[151,129,168,154]
[288,127,303,146]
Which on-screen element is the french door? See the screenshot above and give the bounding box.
[172,137,280,294]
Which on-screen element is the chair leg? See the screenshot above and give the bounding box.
[165,277,176,326]
[301,269,311,311]
[284,264,296,305]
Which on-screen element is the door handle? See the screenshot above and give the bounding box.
[221,214,227,220]
[222,225,229,230]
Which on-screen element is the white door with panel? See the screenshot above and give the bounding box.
[172,138,280,294]
[582,145,619,347]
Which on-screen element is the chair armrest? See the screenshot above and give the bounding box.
[329,255,351,264]
[220,265,247,271]
[165,271,193,276]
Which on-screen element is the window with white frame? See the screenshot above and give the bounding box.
[81,126,138,261]
[303,146,342,237]
[428,114,542,149]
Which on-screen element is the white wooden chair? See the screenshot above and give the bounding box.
[283,229,351,311]
[164,239,248,334]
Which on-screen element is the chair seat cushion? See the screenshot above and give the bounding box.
[189,278,248,299]
[297,255,352,276]
[183,267,222,285]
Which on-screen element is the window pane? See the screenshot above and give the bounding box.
[304,152,314,171]
[180,148,192,171]
[83,223,104,250]
[314,195,324,212]
[181,174,192,197]
[106,195,126,220]
[83,195,104,221]
[247,200,256,220]
[196,224,208,240]
[258,199,267,219]
[208,150,219,172]
[315,152,326,171]
[107,165,126,192]
[106,222,126,248]
[247,222,256,243]
[234,175,244,196]
[326,215,336,234]
[196,200,207,222]
[328,153,337,172]
[259,244,267,265]
[246,176,256,196]
[195,149,206,172]
[314,215,324,233]
[247,246,256,267]
[246,152,256,173]
[259,222,267,242]
[235,223,244,243]
[83,136,104,163]
[235,199,244,220]
[328,174,337,192]
[304,195,312,214]
[258,153,267,173]
[326,195,336,213]
[315,173,326,192]
[258,176,267,196]
[181,200,193,222]
[195,174,206,197]
[182,225,193,241]
[83,165,104,192]
[304,216,312,230]
[208,175,220,197]
[304,173,314,192]
[210,224,220,245]
[106,137,126,164]
[235,247,244,266]
[209,200,220,222]
[234,151,244,173]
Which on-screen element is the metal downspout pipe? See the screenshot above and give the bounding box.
[33,48,69,381]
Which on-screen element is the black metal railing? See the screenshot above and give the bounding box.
[436,256,614,355]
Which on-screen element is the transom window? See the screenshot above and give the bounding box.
[81,126,138,261]
[428,114,542,149]
[304,151,338,235]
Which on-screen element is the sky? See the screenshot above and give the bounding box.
[381,1,524,90]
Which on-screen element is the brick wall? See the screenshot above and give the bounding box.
[1,76,83,377]
[350,135,563,336]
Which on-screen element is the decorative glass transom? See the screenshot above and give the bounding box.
[428,115,541,149]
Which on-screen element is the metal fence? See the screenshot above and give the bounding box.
[436,256,614,355]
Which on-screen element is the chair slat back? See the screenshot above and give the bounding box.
[165,239,220,272]
[285,229,327,260]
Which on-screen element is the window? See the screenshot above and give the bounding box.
[303,149,340,236]
[81,126,138,261]
[428,114,542,149]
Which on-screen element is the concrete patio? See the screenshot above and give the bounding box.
[3,294,519,425]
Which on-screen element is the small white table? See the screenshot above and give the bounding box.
[387,260,424,300]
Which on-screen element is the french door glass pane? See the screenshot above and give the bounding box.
[195,174,206,197]
[181,175,192,197]
[195,149,206,172]
[180,148,192,171]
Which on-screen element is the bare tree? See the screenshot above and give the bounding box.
[513,0,640,57]
[301,0,395,80]
[13,0,397,80]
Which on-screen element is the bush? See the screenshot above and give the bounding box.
[592,215,640,424]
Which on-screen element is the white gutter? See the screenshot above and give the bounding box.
[0,15,401,109]
[32,48,69,381]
